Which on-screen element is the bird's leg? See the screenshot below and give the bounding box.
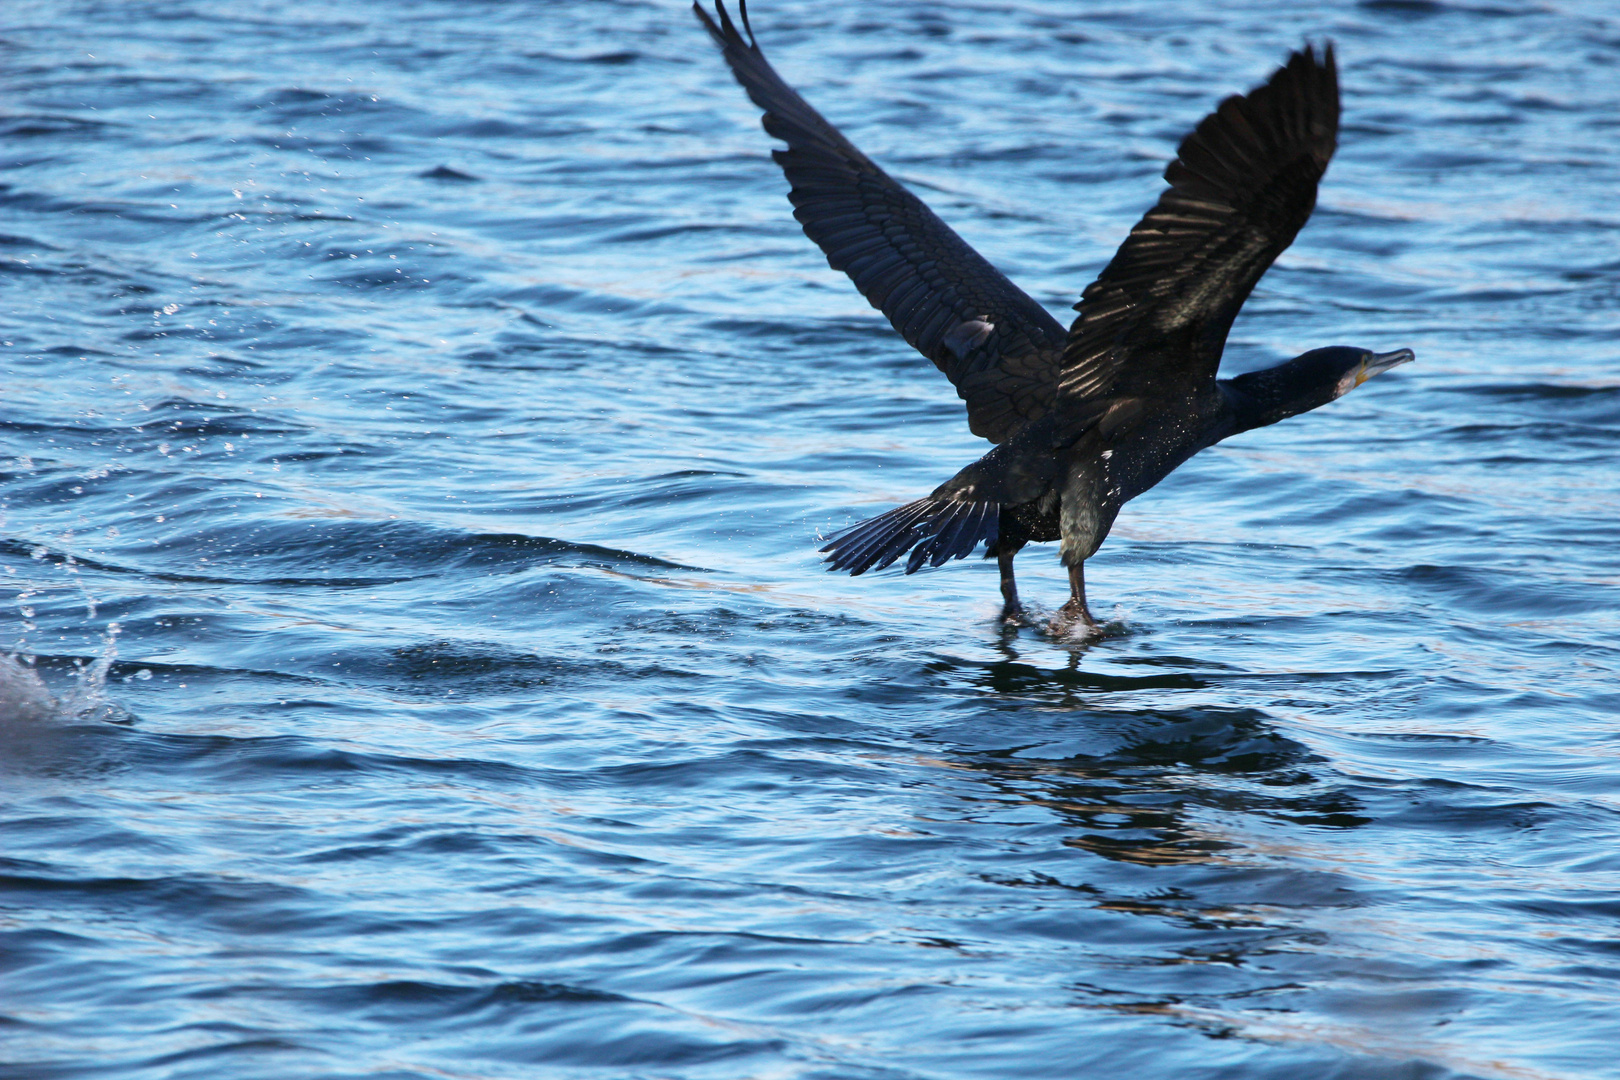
[1054,561,1099,633]
[996,540,1027,623]
[999,550,1022,622]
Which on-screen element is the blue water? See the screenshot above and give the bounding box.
[3,1,1619,1077]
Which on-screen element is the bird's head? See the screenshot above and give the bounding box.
[1227,345,1414,431]
[1325,346,1417,399]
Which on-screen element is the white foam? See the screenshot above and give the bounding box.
[0,625,122,727]
[0,654,59,724]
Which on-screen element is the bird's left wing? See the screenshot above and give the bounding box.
[695,1,1070,444]
[1056,45,1340,406]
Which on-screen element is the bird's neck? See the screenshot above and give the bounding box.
[1219,362,1335,436]
[1219,379,1288,435]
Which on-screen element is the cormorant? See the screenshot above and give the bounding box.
[695,2,1413,631]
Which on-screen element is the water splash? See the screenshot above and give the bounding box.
[60,623,122,721]
[0,624,122,724]
[0,652,57,724]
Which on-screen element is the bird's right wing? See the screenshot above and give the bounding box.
[695,1,1069,445]
[1055,46,1340,407]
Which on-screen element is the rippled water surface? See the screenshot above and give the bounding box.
[4,1,1620,1077]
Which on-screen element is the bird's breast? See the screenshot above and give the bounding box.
[1101,394,1227,506]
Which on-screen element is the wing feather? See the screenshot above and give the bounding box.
[1056,45,1340,406]
[695,1,1069,443]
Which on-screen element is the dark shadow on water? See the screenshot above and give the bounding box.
[923,645,1372,868]
[951,726,1371,871]
[945,652,1209,696]
[907,650,1383,1058]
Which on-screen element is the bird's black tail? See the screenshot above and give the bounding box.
[821,499,1000,575]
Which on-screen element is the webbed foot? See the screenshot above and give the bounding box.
[1049,598,1100,637]
[1049,562,1101,636]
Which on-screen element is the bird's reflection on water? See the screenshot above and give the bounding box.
[925,641,1370,867]
[912,646,1390,1051]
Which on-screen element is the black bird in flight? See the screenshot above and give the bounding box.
[695,2,1413,632]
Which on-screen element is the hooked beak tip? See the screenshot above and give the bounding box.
[1349,348,1415,390]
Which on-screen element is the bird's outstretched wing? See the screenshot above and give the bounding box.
[695,1,1069,444]
[1057,46,1340,406]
